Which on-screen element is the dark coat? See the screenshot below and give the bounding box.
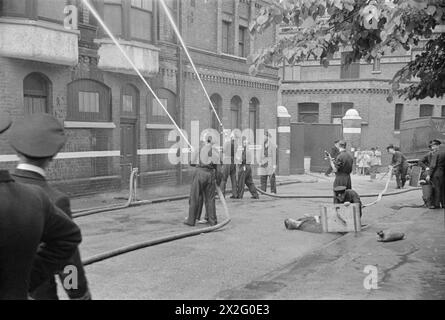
[0,170,81,300]
[13,169,71,217]
[12,169,89,300]
[334,151,353,189]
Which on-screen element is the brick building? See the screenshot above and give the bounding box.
[279,26,445,165]
[0,0,279,195]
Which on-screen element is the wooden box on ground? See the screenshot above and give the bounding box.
[320,204,361,233]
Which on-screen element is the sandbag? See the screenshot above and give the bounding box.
[377,230,405,242]
[284,217,323,233]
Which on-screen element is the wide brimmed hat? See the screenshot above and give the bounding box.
[431,139,441,146]
[0,112,12,134]
[9,113,66,158]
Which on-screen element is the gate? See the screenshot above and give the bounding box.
[290,123,343,173]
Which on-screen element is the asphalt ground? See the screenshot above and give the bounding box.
[57,174,444,299]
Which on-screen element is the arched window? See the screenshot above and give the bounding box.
[209,94,222,131]
[121,84,139,118]
[230,96,242,130]
[67,79,112,122]
[23,72,51,114]
[148,88,176,124]
[249,97,260,142]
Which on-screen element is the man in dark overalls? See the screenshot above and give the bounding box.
[9,113,91,300]
[333,140,354,190]
[425,139,445,209]
[235,137,259,199]
[220,132,238,198]
[185,134,220,226]
[419,141,434,207]
[387,144,409,189]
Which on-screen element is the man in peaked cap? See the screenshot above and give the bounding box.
[258,130,277,194]
[387,144,409,189]
[9,113,91,300]
[333,186,363,217]
[424,139,445,209]
[0,112,81,300]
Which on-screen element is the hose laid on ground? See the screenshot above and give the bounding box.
[82,186,230,266]
[72,168,138,218]
[256,168,420,204]
[73,175,317,219]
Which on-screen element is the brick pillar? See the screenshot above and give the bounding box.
[277,105,291,175]
[342,108,362,151]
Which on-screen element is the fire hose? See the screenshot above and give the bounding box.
[256,167,421,208]
[82,186,230,266]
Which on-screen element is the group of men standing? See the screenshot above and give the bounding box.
[0,112,90,300]
[185,130,277,227]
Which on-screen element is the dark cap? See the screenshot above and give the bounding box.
[0,112,12,134]
[334,186,347,194]
[9,113,66,158]
[338,140,347,148]
[431,139,441,146]
[386,144,395,151]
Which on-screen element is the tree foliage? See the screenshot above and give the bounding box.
[249,0,445,100]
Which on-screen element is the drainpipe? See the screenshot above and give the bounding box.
[176,0,184,185]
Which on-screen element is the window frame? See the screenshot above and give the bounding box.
[67,79,112,122]
[340,52,360,79]
[419,104,434,118]
[395,103,403,131]
[331,102,354,124]
[23,72,52,115]
[298,103,319,123]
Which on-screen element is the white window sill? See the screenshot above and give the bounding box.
[371,70,382,74]
[146,124,176,130]
[394,130,401,134]
[64,121,116,129]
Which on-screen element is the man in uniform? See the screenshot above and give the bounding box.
[387,144,409,189]
[220,131,238,198]
[419,141,434,207]
[424,139,445,209]
[333,140,354,190]
[8,113,91,300]
[235,137,259,199]
[185,132,220,226]
[0,112,81,300]
[333,186,363,217]
[258,131,277,194]
[325,140,340,176]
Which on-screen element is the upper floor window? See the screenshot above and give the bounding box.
[340,52,360,79]
[103,0,153,43]
[148,88,176,124]
[298,103,319,123]
[372,58,381,72]
[67,79,112,122]
[1,0,64,23]
[331,102,353,124]
[210,94,222,131]
[395,104,403,130]
[419,104,434,118]
[238,26,247,58]
[23,72,51,114]
[442,105,445,117]
[222,21,231,54]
